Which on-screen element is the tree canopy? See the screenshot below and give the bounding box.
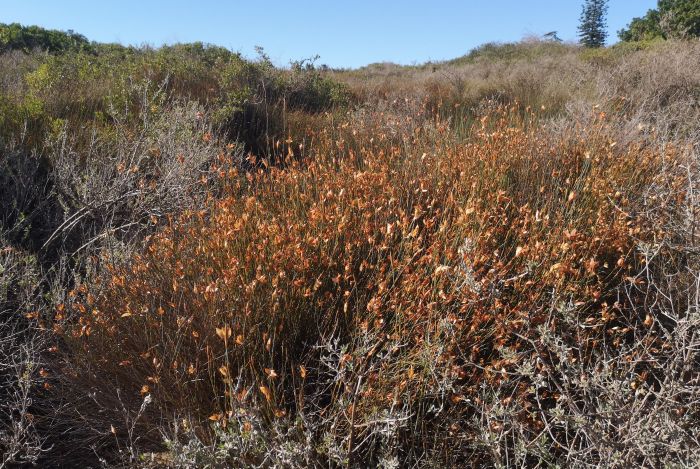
[619,0,700,41]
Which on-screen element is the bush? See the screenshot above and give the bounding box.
[0,238,45,466]
[449,40,573,66]
[0,43,350,160]
[0,23,92,54]
[55,107,696,466]
[214,52,350,157]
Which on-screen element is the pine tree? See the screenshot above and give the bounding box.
[578,0,608,48]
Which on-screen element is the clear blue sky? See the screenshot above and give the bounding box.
[2,1,657,68]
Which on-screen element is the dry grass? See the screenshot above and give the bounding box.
[1,37,699,467]
[51,105,697,466]
[336,39,700,146]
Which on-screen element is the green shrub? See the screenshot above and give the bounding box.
[449,40,573,66]
[0,23,92,54]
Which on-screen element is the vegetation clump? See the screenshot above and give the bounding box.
[619,0,700,41]
[0,22,92,54]
[0,20,699,467]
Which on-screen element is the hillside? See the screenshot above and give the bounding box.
[1,22,700,467]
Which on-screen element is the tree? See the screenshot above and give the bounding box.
[619,0,700,41]
[659,0,700,38]
[578,0,608,48]
[618,9,663,42]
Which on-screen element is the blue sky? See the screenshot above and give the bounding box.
[2,1,657,68]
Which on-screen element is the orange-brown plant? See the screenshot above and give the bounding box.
[56,106,686,464]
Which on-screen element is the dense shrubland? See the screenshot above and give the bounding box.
[1,25,700,467]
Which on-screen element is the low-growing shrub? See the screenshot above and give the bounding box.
[0,239,45,466]
[1,29,699,467]
[55,107,694,466]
